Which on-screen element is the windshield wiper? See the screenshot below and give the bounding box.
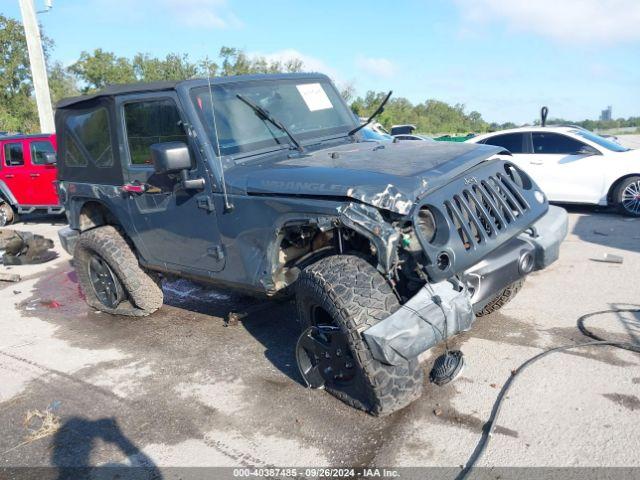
[348,90,392,136]
[236,94,305,153]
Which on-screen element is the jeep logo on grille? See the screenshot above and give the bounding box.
[464,176,478,185]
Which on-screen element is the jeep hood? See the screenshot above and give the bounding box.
[226,141,504,215]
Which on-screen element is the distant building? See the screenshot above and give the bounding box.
[600,106,612,121]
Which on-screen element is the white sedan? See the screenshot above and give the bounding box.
[467,126,640,216]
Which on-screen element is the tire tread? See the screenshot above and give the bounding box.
[296,255,423,416]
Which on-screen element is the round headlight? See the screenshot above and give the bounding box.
[417,206,437,243]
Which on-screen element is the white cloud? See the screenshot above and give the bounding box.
[454,0,640,45]
[161,0,242,29]
[355,56,397,78]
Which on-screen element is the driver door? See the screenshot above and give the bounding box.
[118,93,225,274]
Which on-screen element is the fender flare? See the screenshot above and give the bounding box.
[0,180,18,206]
[607,173,640,204]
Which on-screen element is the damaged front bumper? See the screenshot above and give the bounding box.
[363,205,568,365]
[58,226,79,255]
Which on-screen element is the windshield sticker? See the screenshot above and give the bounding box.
[296,83,333,111]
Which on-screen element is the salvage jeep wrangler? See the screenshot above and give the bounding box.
[56,73,568,415]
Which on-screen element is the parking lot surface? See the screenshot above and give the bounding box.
[0,206,639,474]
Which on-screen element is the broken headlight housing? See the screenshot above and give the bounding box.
[417,206,437,243]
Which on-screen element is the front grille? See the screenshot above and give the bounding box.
[443,171,530,250]
[414,160,546,282]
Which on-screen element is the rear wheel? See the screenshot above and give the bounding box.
[75,225,163,316]
[295,255,424,416]
[0,202,16,227]
[614,176,640,217]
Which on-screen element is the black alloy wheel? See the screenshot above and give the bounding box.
[296,318,357,389]
[88,253,124,309]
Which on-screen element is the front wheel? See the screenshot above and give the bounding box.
[295,255,424,416]
[0,202,16,227]
[614,176,640,217]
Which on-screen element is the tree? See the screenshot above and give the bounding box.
[218,47,304,76]
[48,61,79,104]
[0,14,40,132]
[69,49,136,92]
[132,53,200,82]
[349,91,492,134]
[340,83,355,103]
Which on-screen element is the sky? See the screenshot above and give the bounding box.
[3,0,640,124]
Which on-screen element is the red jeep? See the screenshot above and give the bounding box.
[0,133,63,226]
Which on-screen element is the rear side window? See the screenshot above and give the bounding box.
[532,132,585,154]
[64,107,113,167]
[482,133,526,153]
[3,143,24,166]
[30,141,55,165]
[124,99,187,165]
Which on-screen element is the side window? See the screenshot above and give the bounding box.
[64,137,88,167]
[532,132,585,154]
[30,141,55,165]
[3,143,24,166]
[482,133,526,153]
[124,99,188,166]
[64,107,113,167]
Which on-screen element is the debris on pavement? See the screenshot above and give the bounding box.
[225,300,288,326]
[0,272,21,282]
[0,229,57,266]
[23,408,61,442]
[41,300,62,308]
[2,407,62,455]
[591,253,624,264]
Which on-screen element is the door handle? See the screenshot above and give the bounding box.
[30,173,40,177]
[5,174,14,178]
[529,160,544,165]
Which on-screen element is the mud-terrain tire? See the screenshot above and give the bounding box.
[74,225,163,316]
[0,202,16,227]
[613,176,640,217]
[295,254,424,416]
[475,280,524,317]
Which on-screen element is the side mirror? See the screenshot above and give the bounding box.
[150,141,204,190]
[44,152,57,165]
[575,145,600,156]
[150,142,192,174]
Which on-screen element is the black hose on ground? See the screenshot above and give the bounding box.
[456,308,640,480]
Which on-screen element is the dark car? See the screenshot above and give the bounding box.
[56,73,567,415]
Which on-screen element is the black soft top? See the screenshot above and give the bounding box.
[56,73,329,109]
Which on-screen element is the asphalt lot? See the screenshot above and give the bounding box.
[1,157,639,476]
[1,209,639,475]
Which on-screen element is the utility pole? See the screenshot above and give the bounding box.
[19,0,55,133]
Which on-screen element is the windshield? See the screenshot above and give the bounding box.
[573,130,630,152]
[191,79,356,161]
